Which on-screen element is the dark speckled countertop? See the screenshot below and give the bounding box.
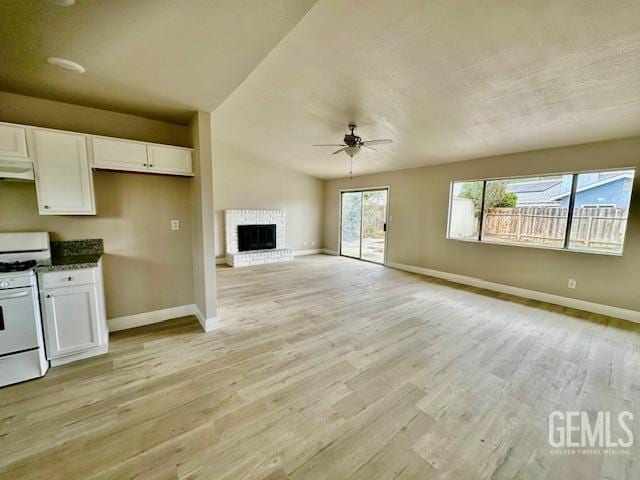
[36,239,104,273]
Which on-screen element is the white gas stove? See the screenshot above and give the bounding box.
[0,232,51,387]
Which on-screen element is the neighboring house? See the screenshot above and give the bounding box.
[551,172,634,208]
[506,179,563,206]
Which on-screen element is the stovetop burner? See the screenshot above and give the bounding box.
[0,260,37,273]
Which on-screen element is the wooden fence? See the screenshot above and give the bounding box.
[483,206,629,249]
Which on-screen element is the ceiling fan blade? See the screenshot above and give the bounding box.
[312,144,346,147]
[362,139,393,146]
[332,147,348,155]
[362,145,377,152]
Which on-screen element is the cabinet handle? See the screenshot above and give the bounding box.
[149,164,154,167]
[44,205,50,209]
[143,163,148,167]
[67,276,73,281]
[46,294,51,298]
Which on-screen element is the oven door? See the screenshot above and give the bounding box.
[0,287,39,356]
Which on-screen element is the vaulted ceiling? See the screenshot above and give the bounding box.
[214,0,640,178]
[0,0,318,124]
[2,0,640,179]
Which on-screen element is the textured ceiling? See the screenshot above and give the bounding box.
[0,0,318,124]
[214,0,640,179]
[2,1,640,178]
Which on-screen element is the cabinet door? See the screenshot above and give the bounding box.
[42,285,101,358]
[91,137,149,172]
[32,129,96,215]
[0,123,28,159]
[147,145,193,175]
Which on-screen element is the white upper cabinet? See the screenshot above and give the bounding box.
[31,129,96,215]
[91,137,148,172]
[1,121,193,215]
[147,144,193,175]
[0,123,28,159]
[90,136,193,176]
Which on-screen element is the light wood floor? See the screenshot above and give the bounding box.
[1,255,639,479]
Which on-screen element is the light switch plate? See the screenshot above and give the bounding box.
[171,219,180,231]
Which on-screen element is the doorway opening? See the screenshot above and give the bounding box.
[340,188,388,264]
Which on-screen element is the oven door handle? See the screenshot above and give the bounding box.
[0,291,29,300]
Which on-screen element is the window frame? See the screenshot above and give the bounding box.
[446,167,635,257]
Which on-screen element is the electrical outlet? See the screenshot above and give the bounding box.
[171,219,180,231]
[568,279,576,289]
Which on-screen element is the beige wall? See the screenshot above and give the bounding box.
[0,92,191,146]
[213,143,324,259]
[189,112,217,326]
[0,93,194,320]
[1,172,193,319]
[324,137,640,311]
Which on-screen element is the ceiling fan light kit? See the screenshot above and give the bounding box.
[312,123,393,176]
[344,146,360,157]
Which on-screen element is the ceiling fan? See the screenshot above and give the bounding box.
[312,123,392,176]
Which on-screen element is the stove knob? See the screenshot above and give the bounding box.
[0,281,9,288]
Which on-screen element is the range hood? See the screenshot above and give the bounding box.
[0,159,34,181]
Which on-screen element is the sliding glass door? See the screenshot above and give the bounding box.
[340,189,388,264]
[341,191,362,258]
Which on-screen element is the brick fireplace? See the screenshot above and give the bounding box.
[224,209,294,267]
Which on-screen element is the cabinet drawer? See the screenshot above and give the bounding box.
[40,269,96,289]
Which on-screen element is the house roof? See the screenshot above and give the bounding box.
[551,172,634,200]
[507,179,561,194]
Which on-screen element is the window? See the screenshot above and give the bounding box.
[446,169,635,255]
[481,174,573,248]
[447,181,483,240]
[567,170,634,254]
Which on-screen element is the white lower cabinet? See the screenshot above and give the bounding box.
[39,262,108,366]
[42,285,101,356]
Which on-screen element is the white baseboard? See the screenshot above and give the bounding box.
[294,249,322,256]
[322,249,339,256]
[218,249,321,262]
[108,304,198,332]
[192,305,220,332]
[387,261,640,324]
[50,344,109,366]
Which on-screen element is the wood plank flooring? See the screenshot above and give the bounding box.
[1,254,639,479]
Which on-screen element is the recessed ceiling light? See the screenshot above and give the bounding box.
[46,0,76,6]
[47,57,86,73]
